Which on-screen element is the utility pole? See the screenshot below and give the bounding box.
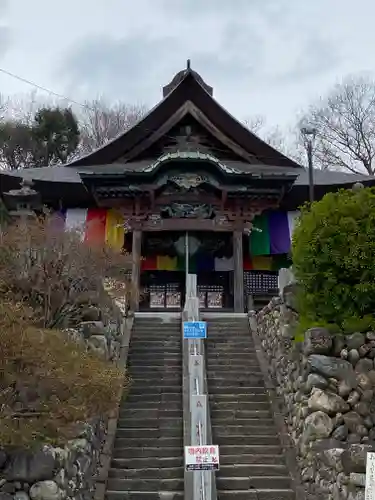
[301,127,317,203]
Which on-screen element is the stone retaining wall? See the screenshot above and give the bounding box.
[252,291,375,500]
[0,304,130,500]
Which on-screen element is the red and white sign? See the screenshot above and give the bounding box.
[184,445,220,471]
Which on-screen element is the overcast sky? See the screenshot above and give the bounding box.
[0,0,374,131]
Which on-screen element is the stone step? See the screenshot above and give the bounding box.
[209,385,265,394]
[129,377,182,385]
[214,426,278,437]
[108,467,184,479]
[126,386,182,394]
[132,320,181,325]
[129,349,182,362]
[211,410,272,420]
[129,340,181,346]
[112,447,183,459]
[130,333,180,337]
[106,491,184,500]
[117,418,183,429]
[212,424,277,434]
[218,464,288,477]
[206,361,261,368]
[125,393,181,403]
[129,344,181,350]
[132,321,181,326]
[129,376,182,383]
[128,360,181,367]
[128,375,181,381]
[208,329,250,333]
[115,428,182,439]
[206,352,257,358]
[127,387,181,393]
[208,336,251,341]
[125,388,181,395]
[208,331,250,335]
[216,445,282,456]
[120,401,182,409]
[216,476,291,491]
[206,342,255,349]
[207,322,249,326]
[125,387,182,394]
[129,337,180,342]
[207,370,263,377]
[129,376,182,382]
[132,326,180,331]
[212,418,273,426]
[113,437,183,448]
[210,401,270,410]
[128,353,181,359]
[210,389,267,398]
[118,409,183,419]
[110,457,183,471]
[131,330,180,334]
[215,435,280,446]
[129,366,182,373]
[219,454,285,465]
[107,477,184,492]
[208,380,265,389]
[206,356,259,362]
[217,490,295,500]
[131,330,181,336]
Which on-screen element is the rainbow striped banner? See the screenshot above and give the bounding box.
[250,211,299,255]
[60,208,300,256]
[59,208,126,251]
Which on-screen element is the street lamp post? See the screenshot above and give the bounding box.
[301,127,317,203]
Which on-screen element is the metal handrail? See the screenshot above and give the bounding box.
[193,355,206,500]
[182,274,217,500]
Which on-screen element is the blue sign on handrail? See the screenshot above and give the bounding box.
[183,321,207,339]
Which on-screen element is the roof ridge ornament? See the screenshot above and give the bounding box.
[162,62,213,97]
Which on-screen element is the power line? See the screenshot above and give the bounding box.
[0,66,92,110]
[0,67,299,164]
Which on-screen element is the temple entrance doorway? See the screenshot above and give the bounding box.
[139,231,234,311]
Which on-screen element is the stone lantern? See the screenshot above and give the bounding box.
[2,178,42,221]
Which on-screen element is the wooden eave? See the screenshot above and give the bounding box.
[68,70,301,169]
[78,163,299,186]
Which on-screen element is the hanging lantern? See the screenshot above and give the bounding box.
[174,235,200,256]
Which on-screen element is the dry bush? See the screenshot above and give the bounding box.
[0,214,133,328]
[0,301,126,447]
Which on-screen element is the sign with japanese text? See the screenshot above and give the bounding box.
[185,445,220,471]
[366,452,375,500]
[183,321,207,339]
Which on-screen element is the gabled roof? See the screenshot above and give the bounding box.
[68,68,301,169]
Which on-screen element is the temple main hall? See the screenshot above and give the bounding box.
[1,63,374,312]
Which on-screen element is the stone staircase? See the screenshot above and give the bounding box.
[106,316,184,500]
[206,317,296,500]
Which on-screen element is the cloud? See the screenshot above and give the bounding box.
[0,0,8,14]
[48,0,375,131]
[0,0,11,60]
[60,34,188,105]
[59,12,265,105]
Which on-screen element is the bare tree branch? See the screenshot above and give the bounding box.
[76,97,148,155]
[300,75,375,175]
[0,215,133,328]
[244,114,302,163]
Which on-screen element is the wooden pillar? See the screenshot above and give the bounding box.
[131,229,142,311]
[233,230,244,313]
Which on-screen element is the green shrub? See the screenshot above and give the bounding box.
[292,186,375,330]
